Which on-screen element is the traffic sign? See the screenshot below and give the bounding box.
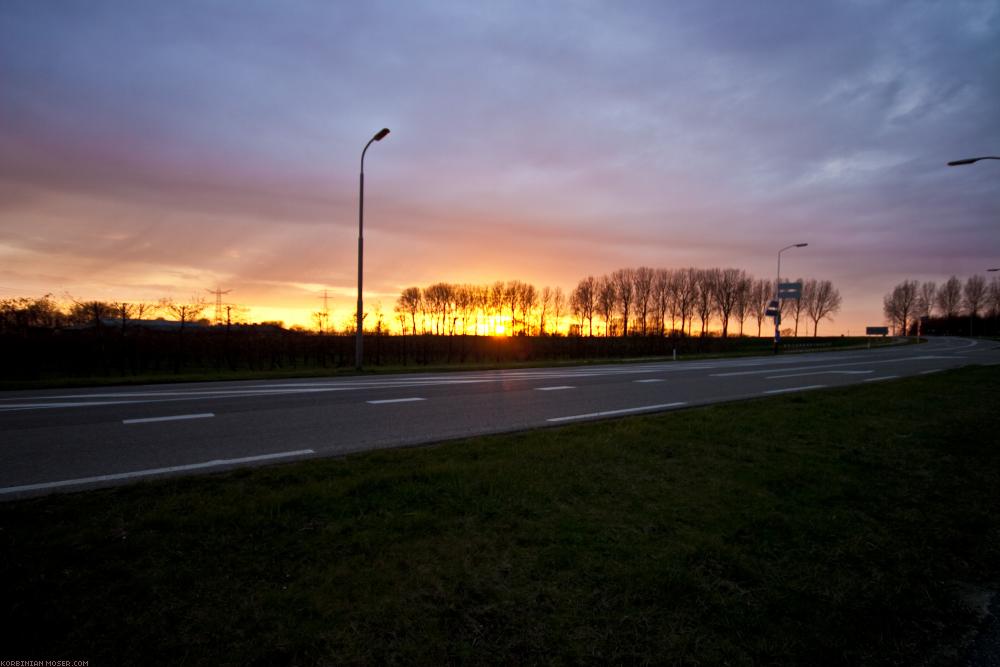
[765,299,780,317]
[777,282,802,300]
[866,326,889,336]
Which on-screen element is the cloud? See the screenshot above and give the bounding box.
[0,0,998,330]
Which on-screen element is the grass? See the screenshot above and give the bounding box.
[2,364,997,665]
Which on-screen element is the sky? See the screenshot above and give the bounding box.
[1,0,998,334]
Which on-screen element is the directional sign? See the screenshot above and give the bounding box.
[866,326,889,336]
[777,282,802,300]
[764,299,780,317]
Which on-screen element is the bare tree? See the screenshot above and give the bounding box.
[539,286,552,335]
[673,269,699,336]
[964,274,987,336]
[988,276,1000,318]
[570,276,597,336]
[936,276,962,318]
[396,287,422,336]
[731,274,753,336]
[475,285,490,335]
[502,281,522,335]
[552,286,566,335]
[711,268,745,338]
[915,281,936,335]
[805,279,842,336]
[693,269,715,337]
[423,283,453,335]
[612,268,635,336]
[595,275,616,336]
[632,266,655,335]
[455,285,475,334]
[0,295,64,332]
[883,280,918,335]
[652,269,672,335]
[963,275,987,318]
[489,281,505,335]
[68,300,116,327]
[161,297,207,331]
[517,282,538,335]
[106,302,136,335]
[752,278,772,337]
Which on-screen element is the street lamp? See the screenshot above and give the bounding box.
[774,243,807,351]
[356,127,391,371]
[947,156,1000,166]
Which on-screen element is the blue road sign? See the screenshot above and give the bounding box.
[777,282,802,300]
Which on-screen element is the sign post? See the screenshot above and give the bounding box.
[865,326,889,349]
[772,283,801,353]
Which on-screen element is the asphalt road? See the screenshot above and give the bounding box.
[1,336,997,499]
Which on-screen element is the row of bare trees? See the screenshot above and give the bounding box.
[0,295,242,335]
[396,269,843,338]
[569,268,841,338]
[394,282,568,336]
[883,274,1000,335]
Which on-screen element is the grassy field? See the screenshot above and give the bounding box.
[2,365,998,665]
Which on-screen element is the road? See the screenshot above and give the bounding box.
[1,336,997,499]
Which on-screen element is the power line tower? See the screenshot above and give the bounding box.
[206,287,232,326]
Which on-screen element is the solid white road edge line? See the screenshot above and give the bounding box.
[534,386,575,391]
[122,413,215,424]
[0,449,317,495]
[634,379,664,383]
[547,402,687,423]
[366,397,426,404]
[762,385,827,395]
[863,376,899,382]
[765,370,873,379]
[919,369,942,374]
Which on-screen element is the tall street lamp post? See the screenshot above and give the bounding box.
[356,127,391,371]
[774,243,807,352]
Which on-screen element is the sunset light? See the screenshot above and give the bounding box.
[0,2,997,339]
[3,5,1000,663]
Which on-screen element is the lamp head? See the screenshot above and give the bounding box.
[373,128,390,141]
[948,158,977,166]
[796,243,808,248]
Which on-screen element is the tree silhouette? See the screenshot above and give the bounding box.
[632,267,655,335]
[570,276,596,336]
[693,269,714,337]
[711,268,745,338]
[883,280,917,335]
[612,268,635,336]
[915,281,937,335]
[963,274,987,336]
[804,279,842,336]
[988,276,1000,318]
[652,269,672,335]
[936,276,962,318]
[396,287,422,336]
[672,269,698,337]
[595,276,616,337]
[552,286,566,335]
[963,275,987,318]
[752,278,772,338]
